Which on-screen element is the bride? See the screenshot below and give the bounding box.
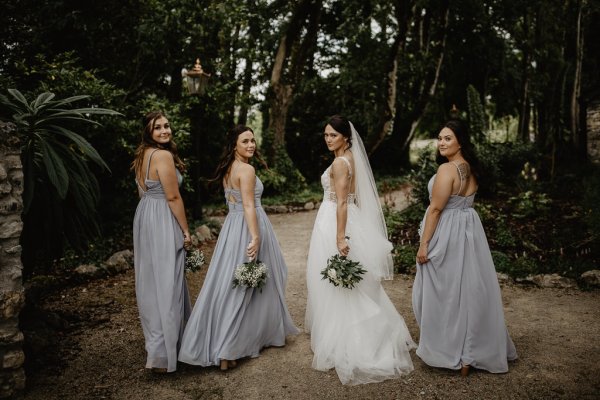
[305,115,415,385]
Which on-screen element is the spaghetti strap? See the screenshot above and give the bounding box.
[146,149,161,180]
[451,161,464,196]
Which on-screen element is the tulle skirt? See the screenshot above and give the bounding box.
[305,201,415,385]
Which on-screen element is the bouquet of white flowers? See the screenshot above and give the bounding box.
[321,254,366,289]
[185,248,205,272]
[232,259,268,292]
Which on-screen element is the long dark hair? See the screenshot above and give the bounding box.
[131,111,185,179]
[436,119,481,179]
[211,124,267,185]
[326,114,353,149]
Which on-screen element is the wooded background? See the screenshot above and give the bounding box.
[1,0,599,271]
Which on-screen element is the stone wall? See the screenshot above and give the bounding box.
[587,100,600,164]
[0,121,25,398]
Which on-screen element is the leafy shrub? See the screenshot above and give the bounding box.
[491,251,512,274]
[259,144,307,196]
[466,84,486,143]
[582,169,600,241]
[384,205,425,274]
[507,191,552,219]
[407,150,437,205]
[493,216,517,247]
[393,245,417,274]
[0,89,121,274]
[476,141,540,196]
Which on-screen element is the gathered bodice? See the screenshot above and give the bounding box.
[427,174,475,209]
[224,176,263,212]
[321,157,357,204]
[136,169,183,199]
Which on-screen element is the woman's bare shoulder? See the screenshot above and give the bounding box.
[436,162,455,175]
[151,149,174,161]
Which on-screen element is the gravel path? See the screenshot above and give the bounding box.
[23,209,600,399]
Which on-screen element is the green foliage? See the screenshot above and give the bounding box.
[259,144,307,196]
[407,149,438,205]
[493,216,517,248]
[0,88,121,271]
[393,244,417,275]
[321,254,367,289]
[582,170,600,241]
[492,250,537,278]
[0,0,596,279]
[490,251,512,274]
[466,85,486,143]
[384,204,425,274]
[259,183,322,207]
[507,191,552,219]
[476,141,540,196]
[376,175,410,193]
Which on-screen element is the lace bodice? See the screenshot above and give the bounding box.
[321,156,357,204]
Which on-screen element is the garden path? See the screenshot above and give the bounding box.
[23,205,600,399]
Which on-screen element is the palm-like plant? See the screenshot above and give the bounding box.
[0,88,122,269]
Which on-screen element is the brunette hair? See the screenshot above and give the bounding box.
[436,119,481,179]
[211,125,267,185]
[131,111,185,180]
[326,115,353,148]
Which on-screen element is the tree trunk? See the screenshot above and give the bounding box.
[268,35,294,152]
[571,0,585,156]
[399,2,449,154]
[367,1,413,155]
[267,0,321,155]
[518,9,532,142]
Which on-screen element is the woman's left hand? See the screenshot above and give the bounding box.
[183,231,192,250]
[246,237,260,260]
[337,238,350,257]
[416,242,429,265]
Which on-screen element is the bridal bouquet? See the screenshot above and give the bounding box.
[232,259,268,292]
[185,248,205,273]
[321,254,367,289]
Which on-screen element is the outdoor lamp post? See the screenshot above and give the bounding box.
[182,58,211,219]
[182,58,211,96]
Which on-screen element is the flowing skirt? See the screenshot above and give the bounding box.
[412,206,518,372]
[133,195,191,372]
[178,206,298,366]
[305,201,415,385]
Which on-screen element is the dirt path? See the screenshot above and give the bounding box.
[24,211,600,399]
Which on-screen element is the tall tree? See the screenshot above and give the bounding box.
[571,0,586,156]
[367,0,414,155]
[266,0,323,159]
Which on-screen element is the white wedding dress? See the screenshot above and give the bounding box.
[305,152,415,385]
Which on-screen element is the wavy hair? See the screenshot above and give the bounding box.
[436,119,481,180]
[131,111,185,181]
[211,125,267,186]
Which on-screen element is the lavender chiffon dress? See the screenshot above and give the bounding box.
[178,177,299,366]
[133,149,191,372]
[412,171,518,373]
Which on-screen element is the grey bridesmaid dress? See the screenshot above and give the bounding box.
[178,177,299,366]
[412,165,518,373]
[133,149,191,372]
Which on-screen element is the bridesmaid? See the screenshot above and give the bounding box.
[132,110,192,373]
[412,119,517,376]
[178,125,298,370]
